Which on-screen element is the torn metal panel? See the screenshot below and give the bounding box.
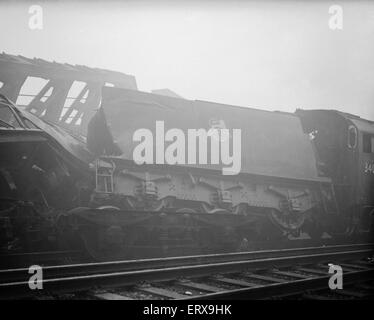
[0,52,137,136]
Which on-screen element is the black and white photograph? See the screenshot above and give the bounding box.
[0,0,373,307]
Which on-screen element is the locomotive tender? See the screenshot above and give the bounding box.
[84,87,337,255]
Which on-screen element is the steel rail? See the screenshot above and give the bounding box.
[182,269,374,300]
[0,250,83,268]
[0,243,372,284]
[0,247,372,299]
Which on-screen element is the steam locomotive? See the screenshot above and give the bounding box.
[0,54,373,259]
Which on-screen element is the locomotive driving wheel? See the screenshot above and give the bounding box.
[72,206,132,261]
[269,208,305,236]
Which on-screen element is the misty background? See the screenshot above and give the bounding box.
[0,0,373,120]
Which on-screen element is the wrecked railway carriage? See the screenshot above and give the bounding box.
[0,54,372,259]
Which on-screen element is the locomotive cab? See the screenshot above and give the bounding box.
[296,109,374,236]
[355,122,374,234]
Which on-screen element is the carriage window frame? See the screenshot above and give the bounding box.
[347,125,357,149]
[362,133,373,153]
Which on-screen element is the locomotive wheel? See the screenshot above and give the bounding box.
[176,208,197,214]
[71,207,123,260]
[79,224,102,260]
[358,207,374,233]
[304,219,324,240]
[201,203,231,214]
[79,224,129,261]
[55,213,72,250]
[269,208,305,234]
[96,205,121,211]
[233,203,249,215]
[208,208,231,215]
[55,212,84,251]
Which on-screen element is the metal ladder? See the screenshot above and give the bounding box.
[95,158,115,193]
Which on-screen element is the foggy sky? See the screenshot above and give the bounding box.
[1,1,373,120]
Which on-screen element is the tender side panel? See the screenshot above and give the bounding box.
[101,87,323,182]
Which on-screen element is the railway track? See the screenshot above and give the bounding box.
[0,235,369,269]
[0,250,86,269]
[0,243,373,299]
